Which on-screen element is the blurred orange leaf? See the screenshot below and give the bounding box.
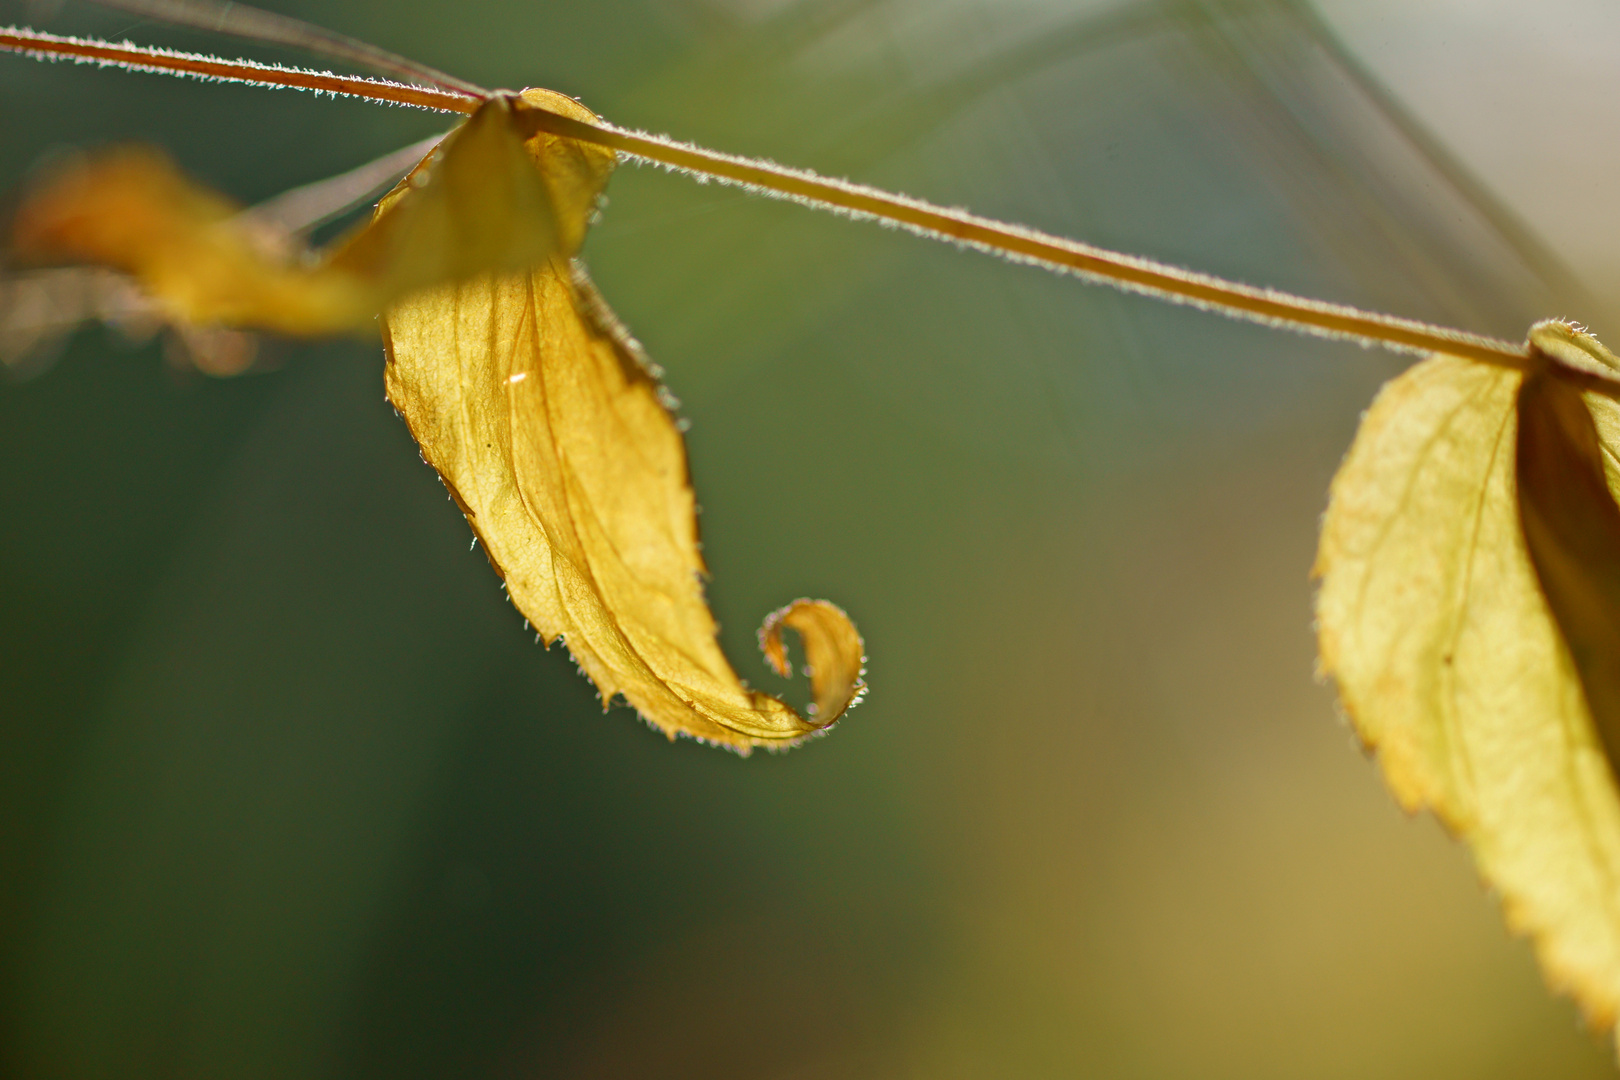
[12,95,558,334]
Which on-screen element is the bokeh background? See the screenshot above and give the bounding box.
[4,0,1620,1076]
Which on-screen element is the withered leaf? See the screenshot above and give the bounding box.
[1316,321,1620,1040]
[11,95,559,334]
[381,89,865,750]
[2,133,444,376]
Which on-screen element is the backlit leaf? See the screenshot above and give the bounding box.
[381,90,866,750]
[1315,321,1620,1038]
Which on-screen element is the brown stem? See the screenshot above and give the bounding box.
[81,0,487,96]
[0,27,480,113]
[515,106,1533,367]
[1,25,1541,367]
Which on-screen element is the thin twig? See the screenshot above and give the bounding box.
[515,106,1532,366]
[0,27,480,112]
[0,25,1540,368]
[82,0,487,95]
[242,132,448,234]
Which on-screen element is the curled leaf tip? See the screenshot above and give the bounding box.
[760,598,868,725]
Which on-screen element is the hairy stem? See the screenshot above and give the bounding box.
[81,0,487,95]
[519,107,1529,366]
[0,27,478,112]
[1,25,1537,367]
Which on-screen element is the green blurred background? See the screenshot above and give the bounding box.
[3,0,1620,1076]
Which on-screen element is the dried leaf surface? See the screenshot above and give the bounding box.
[381,90,864,750]
[1315,322,1620,1038]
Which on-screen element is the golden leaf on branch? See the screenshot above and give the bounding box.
[8,86,866,751]
[382,90,865,750]
[1316,321,1620,1039]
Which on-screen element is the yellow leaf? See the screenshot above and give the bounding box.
[11,95,560,334]
[381,92,865,751]
[1315,321,1620,1038]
